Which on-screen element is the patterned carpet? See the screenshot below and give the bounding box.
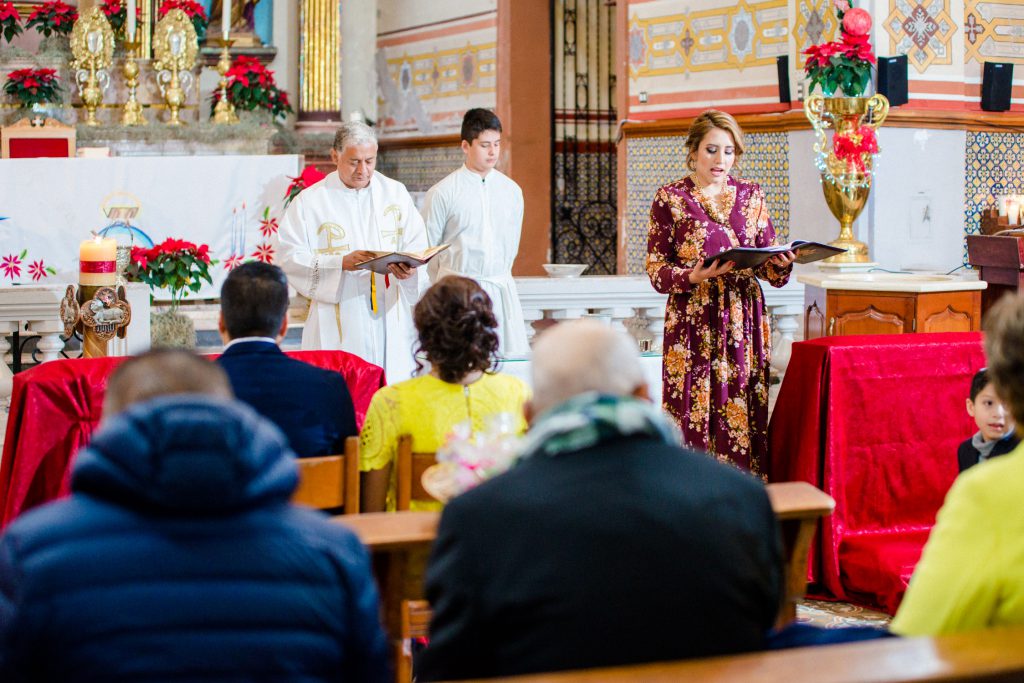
[796,599,891,629]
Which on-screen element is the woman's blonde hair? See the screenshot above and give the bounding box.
[684,109,745,171]
[984,293,1024,426]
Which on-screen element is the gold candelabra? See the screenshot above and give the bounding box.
[153,9,198,126]
[70,8,115,127]
[121,37,146,126]
[212,38,239,125]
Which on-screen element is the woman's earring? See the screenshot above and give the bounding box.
[687,157,696,171]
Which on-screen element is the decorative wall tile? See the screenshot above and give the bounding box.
[377,145,464,193]
[623,132,790,275]
[884,0,955,73]
[964,0,1024,66]
[963,131,1024,265]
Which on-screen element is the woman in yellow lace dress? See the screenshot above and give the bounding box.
[359,276,530,511]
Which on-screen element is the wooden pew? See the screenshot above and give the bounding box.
[335,482,835,681]
[448,626,1024,683]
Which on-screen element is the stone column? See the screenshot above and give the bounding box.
[340,0,377,124]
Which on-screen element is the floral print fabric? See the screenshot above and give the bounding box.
[646,175,791,475]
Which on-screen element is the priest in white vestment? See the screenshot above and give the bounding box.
[277,121,429,382]
[421,109,530,356]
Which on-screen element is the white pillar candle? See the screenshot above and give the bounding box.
[998,194,1009,217]
[126,0,136,41]
[1008,201,1020,226]
[222,0,231,40]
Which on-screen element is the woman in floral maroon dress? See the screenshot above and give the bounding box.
[646,110,795,475]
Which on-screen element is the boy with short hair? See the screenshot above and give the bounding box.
[958,367,1019,472]
[421,108,529,356]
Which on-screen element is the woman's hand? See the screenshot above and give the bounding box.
[769,250,797,268]
[688,258,734,284]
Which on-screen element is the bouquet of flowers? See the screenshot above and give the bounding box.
[283,165,327,207]
[127,238,216,309]
[421,414,522,503]
[25,0,77,38]
[3,68,62,108]
[157,0,208,41]
[99,0,143,36]
[0,2,22,44]
[802,0,876,97]
[211,55,293,121]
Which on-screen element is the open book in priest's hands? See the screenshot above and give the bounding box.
[353,244,450,274]
[701,240,846,270]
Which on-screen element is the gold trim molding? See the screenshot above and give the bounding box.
[621,109,1024,138]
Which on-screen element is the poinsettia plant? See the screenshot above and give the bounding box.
[833,125,879,171]
[210,56,293,121]
[128,238,216,309]
[0,2,22,44]
[3,68,62,108]
[25,0,77,38]
[283,165,327,207]
[802,0,876,97]
[99,0,143,36]
[157,0,208,41]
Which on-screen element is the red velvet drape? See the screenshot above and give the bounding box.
[0,351,385,528]
[768,333,985,613]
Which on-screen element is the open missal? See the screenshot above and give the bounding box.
[353,244,450,274]
[701,240,846,269]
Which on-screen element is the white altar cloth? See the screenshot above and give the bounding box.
[0,155,301,298]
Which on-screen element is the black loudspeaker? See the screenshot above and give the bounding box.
[776,55,791,103]
[877,55,909,107]
[982,62,1014,112]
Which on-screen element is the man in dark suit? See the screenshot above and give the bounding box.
[216,262,357,458]
[416,320,783,681]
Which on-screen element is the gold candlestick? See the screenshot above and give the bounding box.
[70,8,115,127]
[213,37,239,125]
[121,37,147,126]
[153,9,198,126]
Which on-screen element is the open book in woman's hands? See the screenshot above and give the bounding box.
[701,240,846,269]
[353,244,450,274]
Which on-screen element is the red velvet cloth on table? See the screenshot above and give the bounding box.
[0,351,385,528]
[8,137,73,158]
[767,332,985,614]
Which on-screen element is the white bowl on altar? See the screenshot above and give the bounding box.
[542,263,588,278]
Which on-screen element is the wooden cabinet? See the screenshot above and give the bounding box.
[803,286,982,340]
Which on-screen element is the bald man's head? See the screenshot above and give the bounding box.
[529,320,647,418]
[103,349,233,418]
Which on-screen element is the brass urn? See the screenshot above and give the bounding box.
[805,94,889,263]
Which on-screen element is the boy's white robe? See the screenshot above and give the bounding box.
[421,165,529,356]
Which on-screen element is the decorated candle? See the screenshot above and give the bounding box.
[127,0,136,42]
[1008,201,1021,226]
[79,235,117,286]
[222,0,231,40]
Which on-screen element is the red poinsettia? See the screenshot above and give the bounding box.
[157,0,208,40]
[1,252,23,280]
[25,1,77,38]
[0,2,22,44]
[128,238,216,309]
[28,259,56,281]
[210,55,293,121]
[99,0,142,35]
[252,243,274,264]
[283,165,327,207]
[833,125,879,171]
[3,68,61,108]
[801,0,875,96]
[258,207,279,238]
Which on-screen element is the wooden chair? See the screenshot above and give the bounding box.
[397,599,432,683]
[395,435,439,511]
[1,116,76,158]
[291,436,360,514]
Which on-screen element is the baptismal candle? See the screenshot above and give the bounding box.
[127,0,136,41]
[1008,201,1021,226]
[222,0,231,40]
[79,235,117,286]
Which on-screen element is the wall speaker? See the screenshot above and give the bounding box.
[982,62,1014,112]
[776,55,791,103]
[877,55,908,107]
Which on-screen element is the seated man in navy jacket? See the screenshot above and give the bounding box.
[217,262,357,457]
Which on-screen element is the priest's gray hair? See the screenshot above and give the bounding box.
[530,319,647,417]
[333,121,378,151]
